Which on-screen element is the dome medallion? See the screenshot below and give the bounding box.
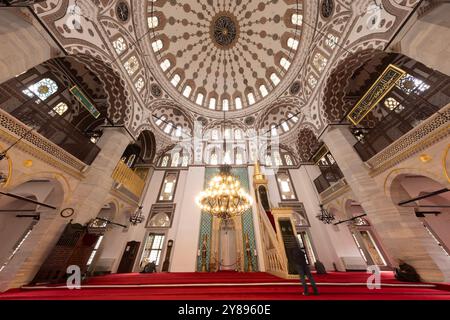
[146,0,304,115]
[211,13,239,49]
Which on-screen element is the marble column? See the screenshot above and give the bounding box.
[322,125,450,282]
[70,127,133,224]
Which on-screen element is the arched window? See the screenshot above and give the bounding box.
[210,152,218,165]
[222,99,229,111]
[291,13,303,26]
[209,97,216,110]
[182,85,192,98]
[287,37,299,50]
[270,73,280,86]
[235,97,243,109]
[235,151,243,165]
[196,93,204,105]
[164,122,173,134]
[223,150,232,164]
[287,113,299,123]
[280,57,291,70]
[175,126,182,137]
[148,16,159,28]
[273,151,283,166]
[161,156,169,167]
[155,115,166,126]
[152,39,163,52]
[171,152,180,167]
[171,74,181,87]
[271,125,278,137]
[284,154,293,166]
[181,154,189,167]
[259,85,268,97]
[160,59,171,72]
[247,92,255,105]
[265,154,272,166]
[281,121,290,132]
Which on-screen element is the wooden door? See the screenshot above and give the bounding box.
[117,241,140,273]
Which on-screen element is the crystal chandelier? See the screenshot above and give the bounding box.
[316,204,335,224]
[196,165,253,220]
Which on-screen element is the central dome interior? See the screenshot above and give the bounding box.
[147,0,303,112]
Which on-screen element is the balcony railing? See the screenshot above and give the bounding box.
[9,99,100,165]
[313,164,345,194]
[111,161,146,198]
[0,109,87,173]
[352,74,450,162]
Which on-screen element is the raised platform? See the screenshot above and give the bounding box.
[1,271,449,300]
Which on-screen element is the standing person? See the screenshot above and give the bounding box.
[288,246,319,296]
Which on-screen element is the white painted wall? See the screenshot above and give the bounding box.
[399,176,450,252]
[289,166,350,271]
[170,167,205,272]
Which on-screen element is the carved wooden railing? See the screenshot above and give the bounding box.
[256,202,288,278]
[366,103,450,175]
[111,160,146,198]
[0,109,87,176]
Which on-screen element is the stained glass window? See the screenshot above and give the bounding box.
[135,77,145,92]
[308,75,317,88]
[384,97,400,111]
[396,73,430,95]
[124,56,139,76]
[277,171,297,200]
[24,78,58,101]
[53,102,68,116]
[113,37,127,55]
[313,52,328,72]
[159,172,178,201]
[325,34,339,49]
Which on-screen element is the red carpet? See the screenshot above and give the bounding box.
[1,271,449,300]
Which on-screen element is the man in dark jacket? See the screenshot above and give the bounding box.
[288,246,319,295]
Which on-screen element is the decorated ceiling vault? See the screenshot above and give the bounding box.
[32,0,420,159]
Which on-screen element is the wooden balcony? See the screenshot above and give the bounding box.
[111,160,146,199]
